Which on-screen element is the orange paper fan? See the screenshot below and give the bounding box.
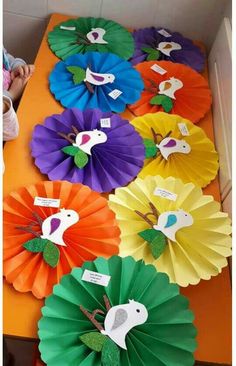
[129,61,212,123]
[3,181,120,298]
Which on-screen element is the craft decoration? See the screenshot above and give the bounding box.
[130,27,205,72]
[109,176,232,286]
[48,17,134,60]
[31,108,145,193]
[129,61,212,123]
[38,256,197,366]
[3,181,120,298]
[49,52,144,113]
[131,112,219,187]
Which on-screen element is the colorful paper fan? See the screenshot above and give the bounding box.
[49,52,144,113]
[131,112,219,187]
[31,108,145,193]
[129,60,212,123]
[48,17,134,60]
[109,176,232,286]
[38,256,197,366]
[130,27,205,72]
[3,181,120,298]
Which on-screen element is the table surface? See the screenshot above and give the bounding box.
[3,13,232,364]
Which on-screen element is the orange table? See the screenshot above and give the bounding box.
[3,13,232,364]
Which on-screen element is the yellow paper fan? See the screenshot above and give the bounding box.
[109,175,231,286]
[131,112,219,187]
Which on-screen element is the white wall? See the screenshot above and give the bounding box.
[3,0,231,63]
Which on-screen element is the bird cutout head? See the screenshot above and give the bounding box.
[40,208,79,246]
[86,27,108,44]
[157,137,191,160]
[158,77,183,99]
[73,129,107,155]
[157,41,182,56]
[101,299,148,350]
[85,67,115,86]
[153,209,193,242]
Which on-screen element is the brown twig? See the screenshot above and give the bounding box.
[57,132,75,144]
[75,30,91,45]
[103,295,111,311]
[135,210,153,227]
[151,127,164,144]
[80,305,104,331]
[85,81,94,94]
[32,212,43,228]
[71,125,79,135]
[135,201,160,227]
[16,226,41,238]
[163,130,172,139]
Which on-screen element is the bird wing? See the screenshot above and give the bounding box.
[111,309,128,330]
[164,214,177,228]
[163,81,172,91]
[49,218,61,235]
[90,73,104,82]
[91,31,99,40]
[162,139,176,148]
[80,134,90,146]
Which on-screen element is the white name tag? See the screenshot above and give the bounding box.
[100,118,111,128]
[82,269,111,287]
[34,197,61,208]
[178,123,190,136]
[154,188,177,201]
[108,89,122,99]
[158,29,172,37]
[150,64,167,75]
[60,25,76,31]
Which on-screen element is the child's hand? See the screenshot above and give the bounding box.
[11,64,35,80]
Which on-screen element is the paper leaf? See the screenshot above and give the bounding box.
[43,241,60,268]
[150,95,165,106]
[147,51,160,61]
[150,94,173,112]
[138,228,158,242]
[74,150,89,169]
[62,145,80,156]
[150,231,167,259]
[143,138,158,158]
[66,66,86,84]
[23,238,48,253]
[101,337,120,366]
[80,332,107,352]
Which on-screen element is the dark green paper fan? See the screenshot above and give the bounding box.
[38,256,197,366]
[48,17,134,60]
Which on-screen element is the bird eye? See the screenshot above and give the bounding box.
[183,145,186,148]
[136,309,140,313]
[67,214,71,217]
[98,133,101,136]
[185,214,187,217]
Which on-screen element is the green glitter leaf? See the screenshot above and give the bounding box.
[80,332,107,352]
[66,66,86,84]
[143,138,158,158]
[101,337,120,366]
[74,150,89,169]
[23,238,48,252]
[43,242,60,268]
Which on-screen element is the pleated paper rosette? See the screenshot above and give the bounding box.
[48,17,134,60]
[131,112,219,187]
[109,176,232,286]
[31,108,145,193]
[38,256,197,366]
[49,52,144,113]
[3,181,120,298]
[130,27,205,72]
[129,60,212,123]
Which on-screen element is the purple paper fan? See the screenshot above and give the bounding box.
[31,108,145,193]
[130,27,205,72]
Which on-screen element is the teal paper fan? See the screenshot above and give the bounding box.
[48,17,134,60]
[38,256,197,366]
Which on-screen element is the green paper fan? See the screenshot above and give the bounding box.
[38,256,197,366]
[48,17,134,60]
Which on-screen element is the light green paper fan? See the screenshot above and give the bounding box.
[48,17,134,60]
[38,256,197,366]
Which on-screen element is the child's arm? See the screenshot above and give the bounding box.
[3,96,19,141]
[4,48,26,70]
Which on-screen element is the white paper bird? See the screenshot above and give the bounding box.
[101,300,148,350]
[86,27,108,44]
[73,129,107,155]
[157,137,191,160]
[153,209,193,242]
[157,41,182,56]
[41,209,79,246]
[85,67,115,86]
[158,77,183,99]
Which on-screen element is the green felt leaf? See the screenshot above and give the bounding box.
[141,47,160,60]
[138,228,158,243]
[23,238,48,253]
[150,94,173,113]
[43,242,60,268]
[101,337,120,366]
[143,138,158,158]
[66,66,86,84]
[74,150,89,169]
[141,47,156,54]
[80,332,107,352]
[150,94,165,106]
[150,231,167,259]
[62,145,79,156]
